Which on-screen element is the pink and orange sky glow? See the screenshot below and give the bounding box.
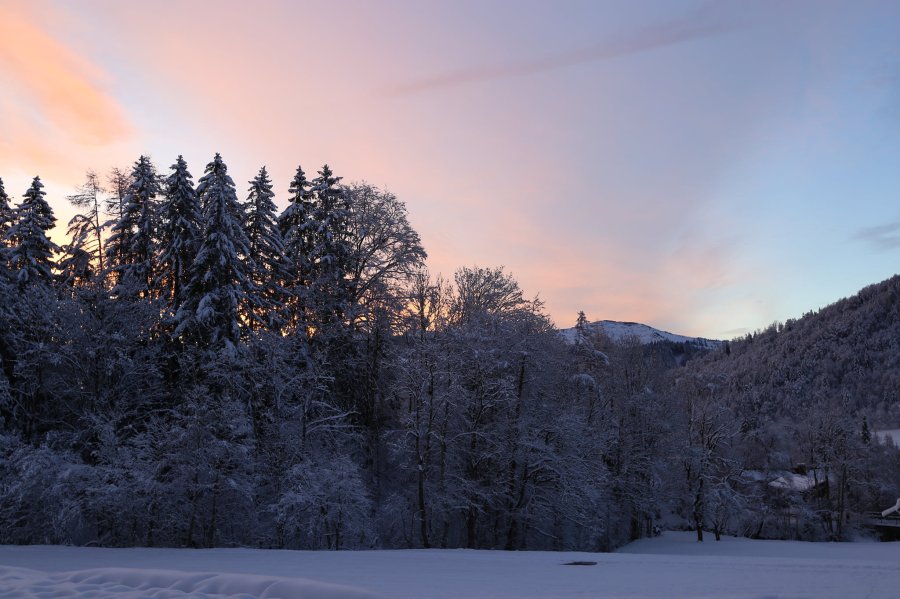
[3,0,900,339]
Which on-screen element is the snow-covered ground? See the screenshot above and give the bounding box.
[0,567,383,599]
[1,532,898,598]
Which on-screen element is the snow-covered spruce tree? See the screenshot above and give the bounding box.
[105,156,160,297]
[174,153,251,352]
[0,176,13,280]
[308,164,353,329]
[301,166,361,437]
[0,176,13,245]
[277,165,315,329]
[242,166,291,332]
[2,178,64,442]
[157,155,201,312]
[6,176,58,287]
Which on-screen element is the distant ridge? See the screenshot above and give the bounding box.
[685,273,900,422]
[560,319,722,350]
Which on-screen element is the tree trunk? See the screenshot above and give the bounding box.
[694,477,704,542]
[466,506,477,548]
[417,454,430,548]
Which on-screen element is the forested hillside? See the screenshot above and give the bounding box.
[0,156,897,551]
[686,275,900,426]
[675,276,900,540]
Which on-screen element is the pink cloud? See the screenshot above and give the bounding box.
[0,3,132,145]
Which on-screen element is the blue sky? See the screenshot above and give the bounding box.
[1,0,899,338]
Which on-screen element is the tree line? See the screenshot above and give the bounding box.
[0,155,897,550]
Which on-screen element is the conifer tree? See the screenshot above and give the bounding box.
[7,177,58,286]
[278,166,314,268]
[157,156,201,311]
[0,176,13,244]
[175,154,251,352]
[308,164,352,327]
[243,166,290,331]
[105,156,160,296]
[0,177,13,280]
[277,165,315,326]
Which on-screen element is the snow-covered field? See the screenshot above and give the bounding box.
[1,532,898,599]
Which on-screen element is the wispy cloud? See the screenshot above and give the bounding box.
[0,2,132,148]
[852,222,900,251]
[722,327,750,337]
[388,1,761,95]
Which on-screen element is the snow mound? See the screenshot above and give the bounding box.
[0,566,385,599]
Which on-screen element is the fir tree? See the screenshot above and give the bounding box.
[277,165,315,326]
[278,165,314,268]
[242,166,290,331]
[0,176,13,243]
[7,177,58,286]
[175,154,251,352]
[0,177,13,280]
[576,311,589,335]
[105,156,160,296]
[308,164,352,327]
[157,156,201,311]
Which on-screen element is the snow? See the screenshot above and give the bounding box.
[875,429,900,446]
[0,567,383,599]
[1,532,899,599]
[743,468,822,491]
[561,319,722,349]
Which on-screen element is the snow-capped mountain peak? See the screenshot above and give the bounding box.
[561,320,722,349]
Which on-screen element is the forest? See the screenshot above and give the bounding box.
[0,154,898,551]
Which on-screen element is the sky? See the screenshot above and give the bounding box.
[2,0,900,339]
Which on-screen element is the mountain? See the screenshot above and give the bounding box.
[560,319,722,350]
[684,274,900,426]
